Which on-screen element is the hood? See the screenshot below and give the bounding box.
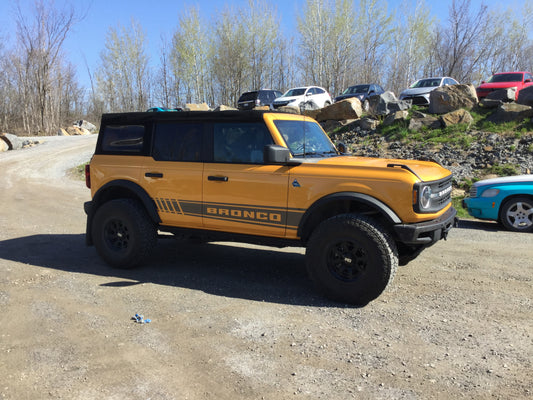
[400,87,436,96]
[310,155,451,183]
[273,95,302,104]
[477,82,519,90]
[335,94,364,102]
[473,174,533,187]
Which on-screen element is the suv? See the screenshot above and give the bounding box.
[237,90,282,110]
[85,111,456,305]
[272,86,332,109]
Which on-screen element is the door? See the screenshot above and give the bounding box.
[203,121,290,237]
[141,121,205,228]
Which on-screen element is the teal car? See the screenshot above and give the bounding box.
[462,175,533,232]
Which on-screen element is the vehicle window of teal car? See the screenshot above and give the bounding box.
[274,120,337,157]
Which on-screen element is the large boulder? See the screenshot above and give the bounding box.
[66,126,91,136]
[486,103,533,123]
[383,110,409,126]
[0,137,8,152]
[367,91,410,116]
[213,104,237,111]
[0,133,23,150]
[440,109,473,128]
[277,105,301,115]
[313,98,363,121]
[73,120,97,133]
[184,103,210,111]
[486,88,516,102]
[428,84,478,114]
[408,116,442,131]
[517,86,533,107]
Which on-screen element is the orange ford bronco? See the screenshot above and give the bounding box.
[84,110,456,305]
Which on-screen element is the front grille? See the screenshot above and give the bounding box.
[414,175,453,213]
[272,101,289,109]
[431,175,453,208]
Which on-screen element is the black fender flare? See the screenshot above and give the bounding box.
[85,180,160,245]
[297,192,401,240]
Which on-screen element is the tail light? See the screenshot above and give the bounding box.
[85,164,91,188]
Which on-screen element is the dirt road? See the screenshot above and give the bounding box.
[0,136,531,399]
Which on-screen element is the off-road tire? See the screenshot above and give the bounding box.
[499,197,533,232]
[306,214,398,305]
[92,198,157,268]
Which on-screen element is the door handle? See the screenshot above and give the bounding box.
[208,175,228,182]
[145,172,163,178]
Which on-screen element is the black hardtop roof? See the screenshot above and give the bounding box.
[100,110,280,125]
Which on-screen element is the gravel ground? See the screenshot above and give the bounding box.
[0,135,531,399]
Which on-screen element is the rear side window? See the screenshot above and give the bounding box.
[152,123,203,162]
[101,125,144,153]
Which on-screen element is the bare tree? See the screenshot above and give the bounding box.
[387,0,435,94]
[170,7,209,105]
[95,19,151,112]
[352,0,393,85]
[297,0,355,94]
[430,0,494,82]
[13,0,80,134]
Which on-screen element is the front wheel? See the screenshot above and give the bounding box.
[92,199,157,268]
[306,214,398,305]
[499,197,533,232]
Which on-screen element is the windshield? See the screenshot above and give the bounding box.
[343,85,369,94]
[283,88,306,97]
[273,119,338,158]
[411,78,442,88]
[487,73,523,83]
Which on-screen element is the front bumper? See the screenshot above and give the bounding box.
[393,206,457,245]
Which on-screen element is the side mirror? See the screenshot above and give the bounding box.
[481,80,486,84]
[336,142,349,154]
[264,144,291,164]
[525,79,532,83]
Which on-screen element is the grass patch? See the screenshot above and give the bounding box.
[68,163,87,180]
[485,162,520,176]
[452,196,472,219]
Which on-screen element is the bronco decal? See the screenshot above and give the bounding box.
[154,197,304,230]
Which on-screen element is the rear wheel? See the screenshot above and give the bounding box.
[499,197,533,232]
[92,199,157,268]
[306,214,398,305]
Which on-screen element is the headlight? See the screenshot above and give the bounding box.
[481,188,500,197]
[420,186,432,209]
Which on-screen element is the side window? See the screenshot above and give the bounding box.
[101,125,144,153]
[213,122,274,164]
[152,123,202,162]
[315,87,325,94]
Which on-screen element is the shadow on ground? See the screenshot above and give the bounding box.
[0,234,339,307]
[456,218,501,231]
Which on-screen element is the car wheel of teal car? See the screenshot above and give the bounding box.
[500,197,533,232]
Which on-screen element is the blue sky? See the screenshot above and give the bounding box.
[0,0,521,89]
